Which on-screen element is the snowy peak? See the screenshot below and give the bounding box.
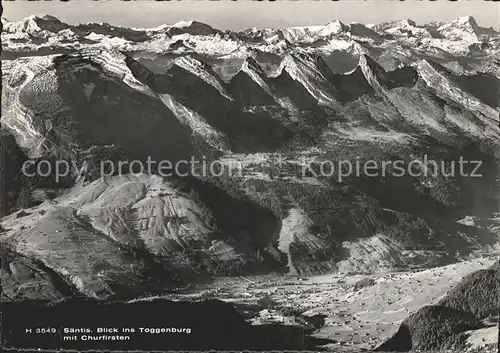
[3,50,199,162]
[371,19,436,38]
[228,57,277,107]
[149,20,217,37]
[56,48,158,99]
[416,58,500,122]
[347,22,381,38]
[357,54,388,92]
[319,20,349,36]
[76,22,149,42]
[280,51,342,106]
[443,16,480,34]
[359,54,386,76]
[416,58,454,80]
[241,56,267,76]
[235,27,284,43]
[2,15,70,34]
[3,14,499,63]
[372,19,417,32]
[436,16,498,40]
[401,19,417,27]
[285,50,335,80]
[276,20,349,45]
[172,56,232,100]
[456,16,479,27]
[371,16,498,41]
[333,53,418,99]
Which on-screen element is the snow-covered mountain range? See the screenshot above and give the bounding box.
[2,15,500,73]
[1,15,499,352]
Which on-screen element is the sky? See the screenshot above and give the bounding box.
[2,0,499,30]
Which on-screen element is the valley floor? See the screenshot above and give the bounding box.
[146,255,500,351]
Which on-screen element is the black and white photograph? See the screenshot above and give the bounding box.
[1,0,499,352]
